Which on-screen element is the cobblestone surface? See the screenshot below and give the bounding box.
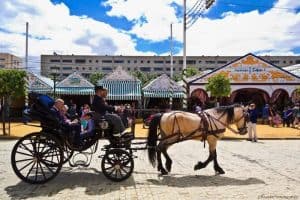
[0,140,299,200]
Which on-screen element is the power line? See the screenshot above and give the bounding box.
[217,0,298,11]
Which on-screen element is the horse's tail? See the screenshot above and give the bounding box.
[147,113,162,167]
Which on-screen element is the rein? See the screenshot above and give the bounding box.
[203,111,243,134]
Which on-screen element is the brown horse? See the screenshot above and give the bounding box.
[147,104,248,175]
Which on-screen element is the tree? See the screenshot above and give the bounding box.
[0,69,27,135]
[89,72,105,86]
[131,70,157,86]
[205,74,231,106]
[185,67,199,77]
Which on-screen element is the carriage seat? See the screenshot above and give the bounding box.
[27,93,60,128]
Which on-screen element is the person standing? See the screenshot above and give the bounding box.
[247,103,258,142]
[262,104,269,125]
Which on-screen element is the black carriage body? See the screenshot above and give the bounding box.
[11,93,135,184]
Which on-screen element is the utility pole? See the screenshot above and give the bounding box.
[170,23,174,110]
[182,0,187,110]
[24,22,29,108]
[182,0,215,110]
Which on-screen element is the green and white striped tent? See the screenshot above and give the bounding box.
[56,72,94,95]
[97,66,141,101]
[27,71,53,94]
[143,74,184,98]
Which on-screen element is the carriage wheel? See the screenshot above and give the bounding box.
[101,149,134,182]
[11,132,63,184]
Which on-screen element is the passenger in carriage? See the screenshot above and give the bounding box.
[92,86,132,138]
[80,112,95,141]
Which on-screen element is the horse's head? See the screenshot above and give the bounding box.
[233,105,249,135]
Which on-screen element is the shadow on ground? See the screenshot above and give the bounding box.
[5,167,135,199]
[147,175,265,187]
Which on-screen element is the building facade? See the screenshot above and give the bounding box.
[41,54,300,80]
[0,53,23,69]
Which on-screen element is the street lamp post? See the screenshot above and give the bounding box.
[182,0,215,110]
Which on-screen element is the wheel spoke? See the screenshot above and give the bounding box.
[40,161,55,175]
[35,162,39,182]
[16,151,33,157]
[25,161,36,179]
[38,161,47,180]
[20,143,34,154]
[18,160,34,172]
[16,158,34,163]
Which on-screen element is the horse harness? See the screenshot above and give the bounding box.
[158,111,227,148]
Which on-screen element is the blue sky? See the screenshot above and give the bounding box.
[1,0,300,64]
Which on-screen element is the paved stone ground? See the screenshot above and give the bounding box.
[0,139,299,200]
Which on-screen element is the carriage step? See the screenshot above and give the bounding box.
[71,160,89,167]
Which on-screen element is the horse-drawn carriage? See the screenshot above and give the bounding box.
[11,93,135,184]
[11,93,249,184]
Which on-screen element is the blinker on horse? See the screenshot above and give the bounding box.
[147,104,248,175]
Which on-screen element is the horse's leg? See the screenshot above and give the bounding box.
[194,150,215,170]
[161,145,173,172]
[157,142,168,175]
[213,150,225,174]
[194,135,218,171]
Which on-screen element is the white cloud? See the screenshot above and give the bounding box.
[105,0,300,56]
[0,0,156,60]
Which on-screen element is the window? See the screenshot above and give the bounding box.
[206,61,215,64]
[102,60,112,63]
[187,60,196,65]
[62,67,72,70]
[134,60,137,63]
[283,60,286,64]
[147,60,150,63]
[50,59,60,63]
[140,67,151,72]
[165,61,175,64]
[166,67,175,71]
[154,60,164,64]
[0,58,5,61]
[75,59,86,63]
[62,59,72,63]
[127,68,131,71]
[50,66,60,70]
[76,67,79,70]
[198,60,202,63]
[82,67,85,70]
[89,67,92,70]
[217,61,227,64]
[102,67,112,71]
[290,60,293,64]
[179,60,183,64]
[96,60,99,63]
[295,60,300,64]
[0,65,4,68]
[141,60,144,63]
[127,60,131,63]
[154,67,163,71]
[114,60,124,63]
[89,60,92,63]
[62,73,69,76]
[270,60,280,64]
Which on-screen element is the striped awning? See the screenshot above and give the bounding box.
[29,88,52,94]
[98,80,141,100]
[55,87,95,95]
[143,91,184,98]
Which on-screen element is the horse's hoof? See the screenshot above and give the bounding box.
[160,170,168,176]
[194,162,204,171]
[215,168,225,175]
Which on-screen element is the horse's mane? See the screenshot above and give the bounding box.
[215,104,241,124]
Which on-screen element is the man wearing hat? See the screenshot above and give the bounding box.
[247,103,258,142]
[92,86,130,138]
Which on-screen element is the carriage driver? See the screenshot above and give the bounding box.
[92,86,132,138]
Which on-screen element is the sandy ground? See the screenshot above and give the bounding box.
[1,122,299,139]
